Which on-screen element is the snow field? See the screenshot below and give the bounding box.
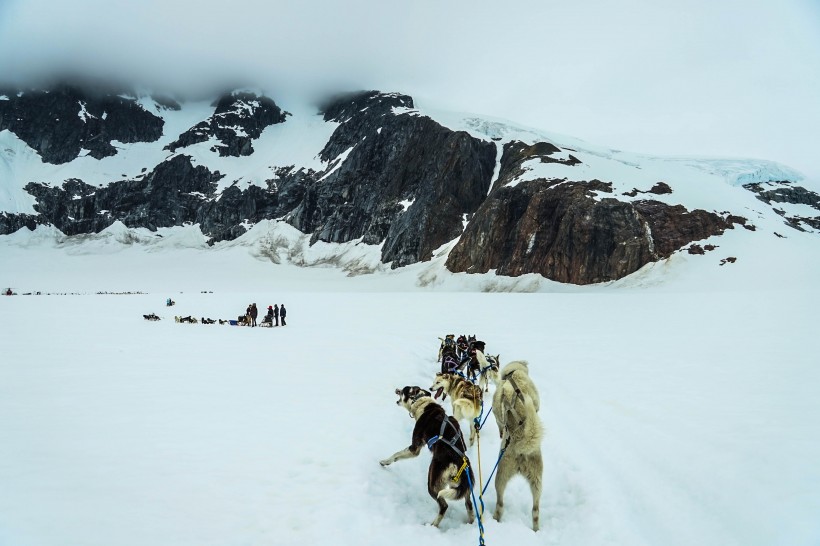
[1,290,818,546]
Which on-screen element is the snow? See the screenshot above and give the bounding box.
[317,145,355,183]
[0,269,818,546]
[0,98,340,214]
[770,201,820,219]
[1,96,819,546]
[77,101,93,122]
[412,100,817,216]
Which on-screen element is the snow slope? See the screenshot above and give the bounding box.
[2,92,818,293]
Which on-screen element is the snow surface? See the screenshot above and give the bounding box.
[1,210,820,546]
[1,95,819,546]
[0,279,818,546]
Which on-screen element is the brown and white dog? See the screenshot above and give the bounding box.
[491,360,544,531]
[380,386,475,527]
[430,373,484,446]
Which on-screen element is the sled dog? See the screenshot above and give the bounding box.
[473,350,500,393]
[430,373,483,446]
[491,360,543,531]
[380,386,475,527]
[437,334,457,362]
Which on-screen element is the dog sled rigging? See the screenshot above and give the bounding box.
[381,337,541,542]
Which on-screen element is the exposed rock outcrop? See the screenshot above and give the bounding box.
[288,91,497,267]
[2,85,814,285]
[23,155,223,234]
[0,85,165,164]
[446,180,737,284]
[744,181,820,231]
[165,92,287,156]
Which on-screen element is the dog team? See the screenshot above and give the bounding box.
[144,301,289,326]
[380,334,544,532]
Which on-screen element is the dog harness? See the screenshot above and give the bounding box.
[427,417,465,457]
[442,355,460,373]
[427,417,470,482]
[500,370,526,427]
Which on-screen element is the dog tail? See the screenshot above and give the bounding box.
[437,462,473,500]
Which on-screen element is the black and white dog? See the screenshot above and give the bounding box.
[380,386,475,527]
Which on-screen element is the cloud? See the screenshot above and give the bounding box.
[0,0,818,181]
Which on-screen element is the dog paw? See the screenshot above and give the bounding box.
[379,459,391,467]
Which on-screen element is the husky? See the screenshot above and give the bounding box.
[380,386,475,528]
[430,373,484,446]
[473,350,500,392]
[491,360,544,531]
[143,313,160,321]
[437,334,457,362]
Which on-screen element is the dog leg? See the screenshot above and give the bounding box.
[493,458,514,523]
[528,457,543,531]
[465,493,474,524]
[431,497,448,527]
[379,445,420,466]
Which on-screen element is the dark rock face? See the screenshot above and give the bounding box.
[631,200,734,258]
[5,85,814,285]
[446,180,650,284]
[288,91,497,267]
[744,181,820,231]
[744,181,820,208]
[0,212,40,234]
[23,155,223,234]
[489,141,581,194]
[0,86,165,164]
[624,182,673,197]
[165,92,287,156]
[446,177,736,285]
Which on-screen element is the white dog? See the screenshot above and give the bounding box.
[491,360,544,531]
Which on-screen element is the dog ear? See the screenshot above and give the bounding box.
[395,388,402,395]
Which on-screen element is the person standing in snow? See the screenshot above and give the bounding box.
[250,303,258,327]
[280,304,287,326]
[273,304,280,327]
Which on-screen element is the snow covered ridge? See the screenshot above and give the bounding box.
[1,84,819,286]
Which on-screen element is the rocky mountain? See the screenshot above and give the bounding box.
[1,84,818,285]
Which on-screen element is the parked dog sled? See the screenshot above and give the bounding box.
[175,315,198,324]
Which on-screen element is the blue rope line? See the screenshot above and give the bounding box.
[479,405,493,430]
[481,448,507,497]
[465,466,486,546]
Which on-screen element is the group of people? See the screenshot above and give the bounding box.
[243,303,287,327]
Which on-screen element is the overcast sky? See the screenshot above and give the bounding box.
[0,0,818,180]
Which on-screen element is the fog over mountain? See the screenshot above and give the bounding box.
[1,0,818,182]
